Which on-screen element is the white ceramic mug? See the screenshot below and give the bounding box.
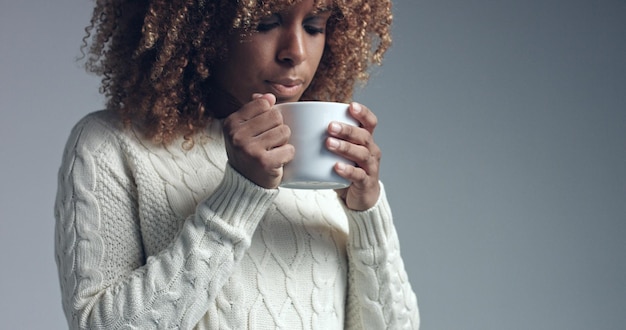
[274,101,358,189]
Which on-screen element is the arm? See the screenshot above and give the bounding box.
[54,114,277,329]
[326,103,419,328]
[343,186,420,329]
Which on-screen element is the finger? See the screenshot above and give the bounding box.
[249,142,295,173]
[327,122,381,170]
[326,136,381,172]
[267,143,296,168]
[252,93,276,105]
[335,160,381,210]
[327,121,371,148]
[226,112,285,159]
[349,102,378,134]
[334,162,369,185]
[254,120,291,150]
[225,99,282,142]
[232,93,276,122]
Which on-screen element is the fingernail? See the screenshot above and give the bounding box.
[329,122,341,134]
[336,162,346,171]
[266,93,277,105]
[351,102,362,114]
[252,93,263,99]
[327,137,340,149]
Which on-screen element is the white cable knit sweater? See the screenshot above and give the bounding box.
[54,110,419,329]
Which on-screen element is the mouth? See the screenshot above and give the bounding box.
[266,78,305,101]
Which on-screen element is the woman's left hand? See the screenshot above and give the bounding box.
[327,102,382,211]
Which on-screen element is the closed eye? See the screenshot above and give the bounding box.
[256,14,280,32]
[255,12,330,35]
[304,25,325,35]
[303,14,329,35]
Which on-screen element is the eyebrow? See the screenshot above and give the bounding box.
[309,8,333,19]
[311,2,334,15]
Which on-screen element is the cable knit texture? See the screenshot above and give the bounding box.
[54,110,419,329]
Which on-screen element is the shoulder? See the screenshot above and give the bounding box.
[69,110,123,142]
[59,110,133,166]
[64,109,156,156]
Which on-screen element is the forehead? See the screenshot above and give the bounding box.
[255,0,334,13]
[313,0,334,10]
[233,0,335,29]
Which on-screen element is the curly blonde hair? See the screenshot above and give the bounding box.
[82,0,392,144]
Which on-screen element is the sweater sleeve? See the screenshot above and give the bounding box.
[343,184,420,330]
[54,114,277,329]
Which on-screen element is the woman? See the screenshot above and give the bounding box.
[55,0,420,328]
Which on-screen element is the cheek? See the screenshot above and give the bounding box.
[233,41,274,73]
[309,41,326,70]
[223,44,261,78]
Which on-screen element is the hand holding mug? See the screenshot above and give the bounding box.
[327,102,382,211]
[222,93,295,189]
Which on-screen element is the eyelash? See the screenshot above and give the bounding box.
[256,22,326,35]
[256,22,279,32]
[305,26,325,35]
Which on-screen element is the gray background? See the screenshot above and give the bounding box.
[1,0,624,329]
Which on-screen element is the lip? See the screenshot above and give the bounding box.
[266,78,305,100]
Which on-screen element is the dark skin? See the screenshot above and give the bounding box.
[217,0,381,211]
[222,93,381,211]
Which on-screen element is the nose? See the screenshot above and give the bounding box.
[277,26,306,66]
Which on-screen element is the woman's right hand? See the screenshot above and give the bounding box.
[222,93,295,189]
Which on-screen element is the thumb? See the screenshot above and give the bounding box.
[251,93,276,107]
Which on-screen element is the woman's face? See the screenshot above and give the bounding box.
[213,0,332,106]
